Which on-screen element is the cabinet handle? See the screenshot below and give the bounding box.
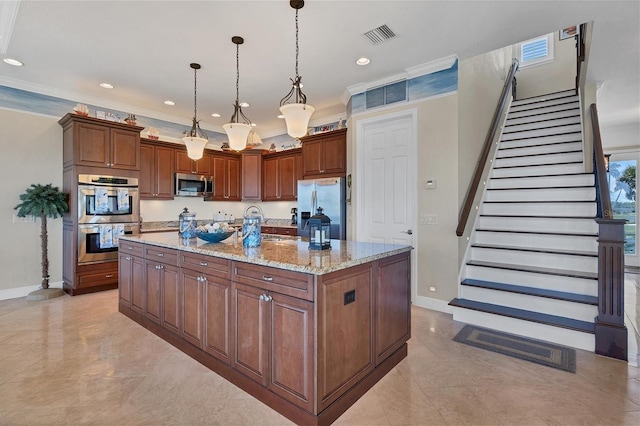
[156,253,164,257]
[265,295,273,302]
[197,276,202,282]
[259,294,266,301]
[262,275,274,282]
[125,256,131,261]
[105,274,114,278]
[201,275,207,283]
[126,246,133,250]
[199,261,208,266]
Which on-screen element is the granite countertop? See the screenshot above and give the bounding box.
[140,219,297,233]
[120,232,412,275]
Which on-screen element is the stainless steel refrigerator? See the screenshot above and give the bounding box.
[297,177,346,240]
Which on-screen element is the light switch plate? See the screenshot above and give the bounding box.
[424,179,436,189]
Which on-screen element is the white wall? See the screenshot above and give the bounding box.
[0,109,63,297]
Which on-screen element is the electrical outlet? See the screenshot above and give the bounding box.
[426,214,438,225]
[13,214,35,223]
[424,179,436,189]
[344,289,356,305]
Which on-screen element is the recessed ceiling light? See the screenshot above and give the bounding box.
[239,102,249,108]
[3,58,23,66]
[356,57,371,66]
[211,113,221,118]
[99,82,114,89]
[164,100,175,106]
[277,114,284,119]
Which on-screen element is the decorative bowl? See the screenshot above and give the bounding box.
[195,229,234,243]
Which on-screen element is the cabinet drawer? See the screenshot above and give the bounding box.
[119,241,144,257]
[274,227,297,236]
[145,245,179,266]
[180,251,230,278]
[233,262,313,301]
[77,269,118,288]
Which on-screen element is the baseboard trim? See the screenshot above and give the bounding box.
[0,281,63,301]
[413,294,453,314]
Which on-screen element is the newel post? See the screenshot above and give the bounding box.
[594,218,627,361]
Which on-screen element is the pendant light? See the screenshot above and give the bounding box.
[279,0,315,138]
[223,36,252,151]
[182,63,208,160]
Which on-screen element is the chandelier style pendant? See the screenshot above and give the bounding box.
[223,36,252,151]
[182,63,209,160]
[279,0,315,138]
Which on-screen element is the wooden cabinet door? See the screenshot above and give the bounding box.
[262,157,279,201]
[145,261,162,324]
[232,283,268,386]
[110,128,140,170]
[139,144,155,199]
[321,133,346,176]
[181,269,204,348]
[161,263,180,335]
[76,122,110,167]
[204,273,231,364]
[118,252,133,307]
[130,256,146,315]
[302,139,323,177]
[211,156,227,201]
[242,152,262,201]
[195,152,212,175]
[175,151,195,174]
[278,154,297,200]
[268,292,314,411]
[226,156,241,201]
[155,146,175,199]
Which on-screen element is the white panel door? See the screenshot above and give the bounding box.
[359,113,416,247]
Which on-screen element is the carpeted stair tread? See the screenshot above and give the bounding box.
[448,298,595,334]
[471,243,597,257]
[475,228,597,237]
[461,278,598,305]
[466,260,598,280]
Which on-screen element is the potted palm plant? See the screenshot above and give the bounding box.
[14,183,69,300]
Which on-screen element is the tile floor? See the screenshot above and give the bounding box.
[0,289,639,426]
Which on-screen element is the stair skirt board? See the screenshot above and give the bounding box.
[459,286,598,322]
[497,142,583,157]
[474,231,598,253]
[469,247,597,273]
[484,187,595,202]
[508,102,580,119]
[488,174,594,189]
[476,216,597,233]
[451,308,595,352]
[499,133,583,148]
[464,265,597,296]
[512,90,577,106]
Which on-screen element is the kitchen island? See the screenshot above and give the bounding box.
[118,232,412,425]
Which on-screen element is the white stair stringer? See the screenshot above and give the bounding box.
[453,89,601,354]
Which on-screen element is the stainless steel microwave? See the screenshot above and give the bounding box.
[175,173,213,197]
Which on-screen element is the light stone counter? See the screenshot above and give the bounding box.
[120,232,412,275]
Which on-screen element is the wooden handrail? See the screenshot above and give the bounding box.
[456,59,519,236]
[590,103,613,219]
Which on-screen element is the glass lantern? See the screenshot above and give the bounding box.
[308,207,331,250]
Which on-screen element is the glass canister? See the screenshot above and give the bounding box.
[242,214,261,248]
[178,207,197,239]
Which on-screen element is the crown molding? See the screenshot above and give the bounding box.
[405,54,458,79]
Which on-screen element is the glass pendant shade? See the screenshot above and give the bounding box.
[183,133,208,160]
[223,122,251,151]
[280,103,315,138]
[183,63,208,160]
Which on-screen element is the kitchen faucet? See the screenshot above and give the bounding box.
[244,205,265,223]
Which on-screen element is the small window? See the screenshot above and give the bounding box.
[518,33,554,68]
[365,80,407,110]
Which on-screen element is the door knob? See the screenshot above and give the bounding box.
[401,229,413,235]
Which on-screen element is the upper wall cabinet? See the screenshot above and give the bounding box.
[140,141,175,200]
[262,149,302,201]
[241,152,262,201]
[59,113,143,170]
[300,128,347,179]
[209,153,241,202]
[175,150,213,175]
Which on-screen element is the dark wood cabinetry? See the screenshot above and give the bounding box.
[175,150,212,175]
[262,149,301,201]
[210,153,241,201]
[145,245,180,334]
[261,226,298,236]
[241,152,262,201]
[301,128,347,178]
[140,141,174,200]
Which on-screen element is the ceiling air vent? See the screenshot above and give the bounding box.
[364,24,396,45]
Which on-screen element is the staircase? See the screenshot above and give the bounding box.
[451,89,599,351]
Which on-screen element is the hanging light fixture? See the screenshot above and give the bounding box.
[182,63,208,160]
[223,36,252,151]
[279,0,315,138]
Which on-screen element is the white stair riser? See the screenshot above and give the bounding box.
[477,216,597,233]
[506,109,581,126]
[452,308,595,351]
[474,231,598,253]
[508,102,580,119]
[465,265,597,295]
[510,97,579,113]
[504,117,581,133]
[499,133,581,149]
[481,201,596,216]
[470,247,597,273]
[484,187,595,202]
[497,142,583,158]
[494,151,583,167]
[488,174,594,189]
[491,163,585,178]
[459,286,598,322]
[511,91,576,106]
[501,124,582,141]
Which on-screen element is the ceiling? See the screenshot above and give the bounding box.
[0,1,638,139]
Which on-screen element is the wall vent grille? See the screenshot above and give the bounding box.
[364,24,396,44]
